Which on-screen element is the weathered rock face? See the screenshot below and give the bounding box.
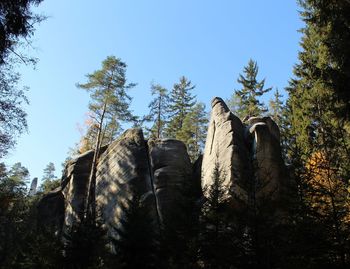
[61,149,95,233]
[202,97,289,211]
[37,188,64,230]
[41,129,197,244]
[38,96,290,249]
[148,139,193,228]
[95,129,160,241]
[202,97,252,207]
[246,117,288,205]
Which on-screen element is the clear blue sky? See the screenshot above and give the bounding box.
[5,0,303,182]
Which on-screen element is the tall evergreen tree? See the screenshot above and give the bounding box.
[284,1,350,266]
[268,88,284,126]
[111,192,158,269]
[42,162,56,182]
[165,76,196,138]
[147,83,169,139]
[297,0,350,118]
[40,162,60,194]
[176,103,208,161]
[199,162,243,268]
[77,55,135,221]
[230,59,272,119]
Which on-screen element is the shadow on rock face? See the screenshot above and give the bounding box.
[37,97,291,253]
[201,97,291,214]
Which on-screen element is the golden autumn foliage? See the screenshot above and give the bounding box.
[305,151,350,223]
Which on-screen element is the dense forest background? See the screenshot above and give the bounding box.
[1,0,350,268]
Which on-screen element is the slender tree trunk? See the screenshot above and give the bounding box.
[84,102,107,222]
[157,95,161,139]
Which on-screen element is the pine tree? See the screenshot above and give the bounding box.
[111,193,158,269]
[176,103,208,162]
[42,162,56,182]
[268,88,284,126]
[284,1,350,266]
[165,76,196,138]
[147,83,169,139]
[77,56,135,221]
[231,59,272,119]
[199,162,239,268]
[297,0,350,118]
[40,162,60,194]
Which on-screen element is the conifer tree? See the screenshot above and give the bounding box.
[111,193,158,269]
[176,103,208,161]
[268,88,284,126]
[297,0,350,118]
[199,162,239,268]
[40,162,60,193]
[165,76,196,138]
[77,56,135,221]
[231,59,271,119]
[284,1,350,266]
[147,83,169,139]
[42,162,56,182]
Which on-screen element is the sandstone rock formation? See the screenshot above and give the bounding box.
[202,97,252,208]
[95,129,159,241]
[202,97,290,213]
[38,96,290,250]
[39,129,197,244]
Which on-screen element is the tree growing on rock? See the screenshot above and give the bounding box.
[77,56,136,221]
[147,83,169,139]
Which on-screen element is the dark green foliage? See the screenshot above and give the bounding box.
[42,162,56,181]
[110,194,159,269]
[165,77,207,162]
[230,59,271,119]
[0,0,45,65]
[298,0,350,118]
[0,162,63,269]
[77,55,136,132]
[176,103,208,161]
[147,83,169,139]
[283,0,350,267]
[63,220,106,269]
[77,55,136,221]
[199,163,233,268]
[159,178,200,269]
[0,67,28,158]
[39,162,60,193]
[165,76,196,138]
[0,0,44,158]
[268,88,284,126]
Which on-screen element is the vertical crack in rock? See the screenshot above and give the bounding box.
[148,139,193,230]
[95,128,160,243]
[144,139,162,232]
[202,97,251,208]
[202,97,290,214]
[38,96,290,254]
